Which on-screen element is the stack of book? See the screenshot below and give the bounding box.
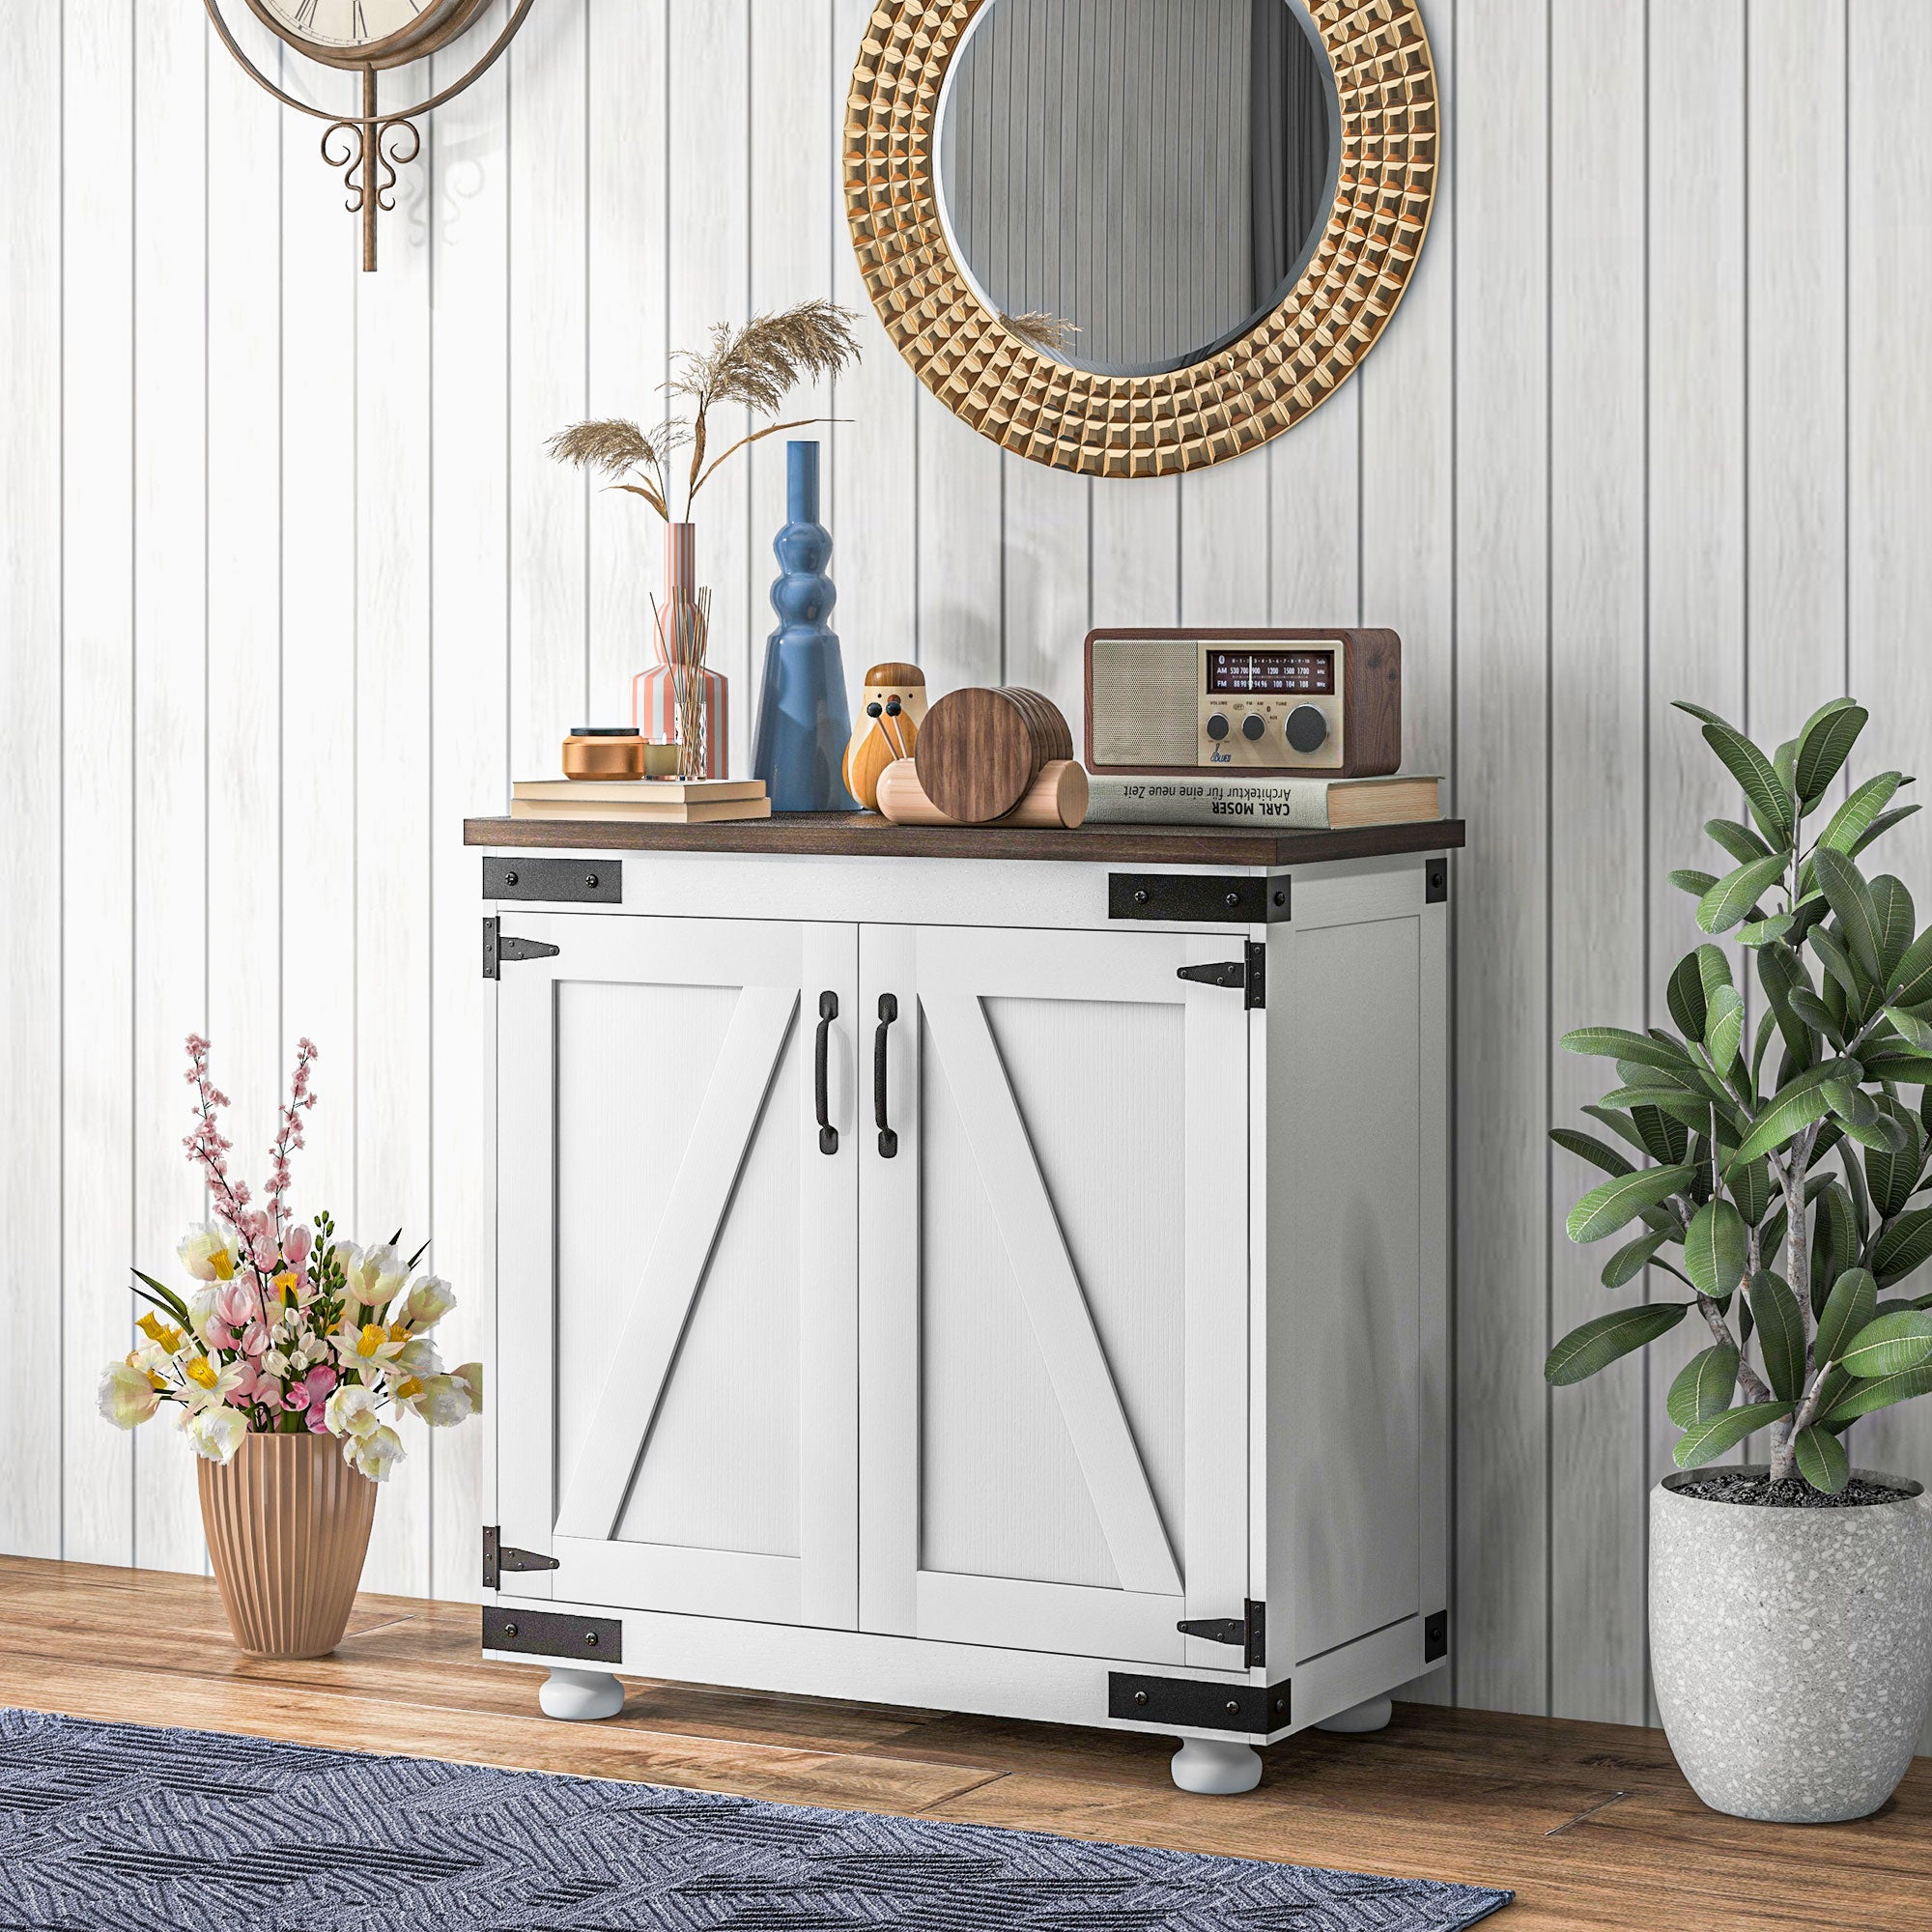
[511,778,772,825]
[1083,772,1442,829]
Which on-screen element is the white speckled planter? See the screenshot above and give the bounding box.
[1651,1466,1932,1823]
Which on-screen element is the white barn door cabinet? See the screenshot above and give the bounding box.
[470,815,1460,1792]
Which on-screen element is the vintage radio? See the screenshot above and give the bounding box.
[1084,628,1402,778]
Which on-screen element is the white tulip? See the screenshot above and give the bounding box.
[344,1423,405,1482]
[395,1335,444,1378]
[324,1382,381,1440]
[453,1361,484,1412]
[410,1374,475,1429]
[340,1242,410,1315]
[182,1406,247,1464]
[98,1361,160,1431]
[397,1275,456,1330]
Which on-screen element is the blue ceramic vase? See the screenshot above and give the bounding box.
[752,441,858,812]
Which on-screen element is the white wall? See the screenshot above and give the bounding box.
[5,0,1931,1727]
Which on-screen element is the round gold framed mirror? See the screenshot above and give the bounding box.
[843,0,1437,477]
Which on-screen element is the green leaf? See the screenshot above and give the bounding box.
[1825,1361,1932,1422]
[1583,1105,1652,1156]
[1871,876,1918,985]
[1729,1154,1774,1230]
[1814,1265,1879,1366]
[1850,802,1921,860]
[1749,1271,1807,1401]
[1862,1108,1924,1218]
[1757,944,1817,1067]
[1838,1307,1932,1379]
[1808,925,1864,1004]
[1793,699,1868,805]
[1813,848,1885,985]
[1666,952,1709,1042]
[1602,1228,1671,1288]
[1698,852,1790,935]
[1705,817,1773,865]
[1699,721,1794,845]
[1669,867,1719,900]
[1600,1087,1725,1137]
[1705,984,1745,1073]
[1858,1050,1932,1086]
[1794,1426,1851,1495]
[1809,1182,1860,1315]
[1550,1127,1636,1179]
[1561,1026,1691,1071]
[1629,1101,1692,1166]
[1873,1208,1932,1288]
[1683,1200,1750,1301]
[1726,1081,1838,1173]
[1737,914,1797,949]
[1545,1302,1690,1385]
[1567,1165,1697,1244]
[1674,1401,1794,1469]
[1883,1005,1932,1052]
[1666,1346,1741,1427]
[129,1267,194,1327]
[1816,771,1904,857]
[1788,985,1840,1039]
[1891,925,1932,1008]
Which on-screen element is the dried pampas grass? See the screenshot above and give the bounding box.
[548,300,863,523]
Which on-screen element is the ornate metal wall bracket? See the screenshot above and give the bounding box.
[205,0,535,270]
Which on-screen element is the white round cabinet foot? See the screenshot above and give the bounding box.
[539,1666,625,1721]
[1170,1738,1264,1795]
[1315,1695,1393,1735]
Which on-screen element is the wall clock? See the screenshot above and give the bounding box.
[206,0,535,270]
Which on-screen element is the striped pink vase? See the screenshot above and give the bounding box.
[198,1432,379,1659]
[632,522,728,779]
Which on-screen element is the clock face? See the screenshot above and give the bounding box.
[253,0,470,59]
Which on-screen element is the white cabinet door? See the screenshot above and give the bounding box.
[497,914,858,1630]
[859,924,1250,1666]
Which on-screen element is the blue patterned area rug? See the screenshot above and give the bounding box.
[0,1707,1511,1931]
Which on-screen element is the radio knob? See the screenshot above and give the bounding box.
[1286,704,1330,753]
[1206,712,1231,741]
[1241,713,1266,741]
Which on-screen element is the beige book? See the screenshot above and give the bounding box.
[1085,772,1442,829]
[509,797,774,825]
[513,778,767,805]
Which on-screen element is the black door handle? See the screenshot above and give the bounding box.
[874,993,899,1158]
[814,991,838,1154]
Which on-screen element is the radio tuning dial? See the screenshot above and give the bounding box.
[1241,713,1266,741]
[1286,704,1330,753]
[1206,712,1231,741]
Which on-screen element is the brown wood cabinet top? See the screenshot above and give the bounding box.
[465,812,1466,868]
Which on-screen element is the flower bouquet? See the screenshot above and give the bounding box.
[99,1036,480,1657]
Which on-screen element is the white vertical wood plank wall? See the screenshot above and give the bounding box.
[4,0,1929,1729]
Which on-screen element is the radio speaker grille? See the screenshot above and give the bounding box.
[1091,640,1197,765]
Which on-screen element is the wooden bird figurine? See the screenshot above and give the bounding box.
[842,661,929,810]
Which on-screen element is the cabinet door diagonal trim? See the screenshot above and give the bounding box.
[920,992,1184,1599]
[554,984,801,1543]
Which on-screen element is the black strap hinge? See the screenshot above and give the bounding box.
[483,916,561,980]
[483,1525,561,1590]
[1176,939,1265,1009]
[1178,1599,1266,1669]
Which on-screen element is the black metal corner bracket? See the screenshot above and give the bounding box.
[482,1605,622,1665]
[1109,1671,1291,1736]
[1110,873,1292,925]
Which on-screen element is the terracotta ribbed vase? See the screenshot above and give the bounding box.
[197,1433,379,1659]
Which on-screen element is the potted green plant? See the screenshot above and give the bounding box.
[1548,697,1932,1823]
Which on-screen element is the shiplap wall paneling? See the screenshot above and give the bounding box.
[133,0,213,1575]
[1849,6,1932,1500]
[831,0,921,699]
[588,1,668,722]
[1547,0,1649,1727]
[61,0,137,1571]
[1643,2,1746,1689]
[669,1,754,771]
[427,5,514,1601]
[1452,0,1548,1719]
[1,0,63,1563]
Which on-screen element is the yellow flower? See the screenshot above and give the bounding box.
[394,1377,424,1402]
[272,1271,300,1304]
[184,1356,218,1390]
[357,1323,388,1359]
[137,1312,184,1352]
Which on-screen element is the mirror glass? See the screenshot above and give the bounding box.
[937,0,1339,379]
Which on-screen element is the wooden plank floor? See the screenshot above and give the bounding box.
[2,1556,1927,1929]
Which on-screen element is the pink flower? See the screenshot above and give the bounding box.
[206,1320,236,1351]
[286,1225,312,1272]
[241,1321,271,1359]
[305,1402,330,1435]
[213,1282,257,1331]
[302,1365,337,1406]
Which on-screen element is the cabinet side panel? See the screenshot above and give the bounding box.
[1273,916,1424,1663]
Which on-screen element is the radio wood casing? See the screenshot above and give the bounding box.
[1084,629,1403,778]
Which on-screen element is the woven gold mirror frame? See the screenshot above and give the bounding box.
[843,0,1438,478]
